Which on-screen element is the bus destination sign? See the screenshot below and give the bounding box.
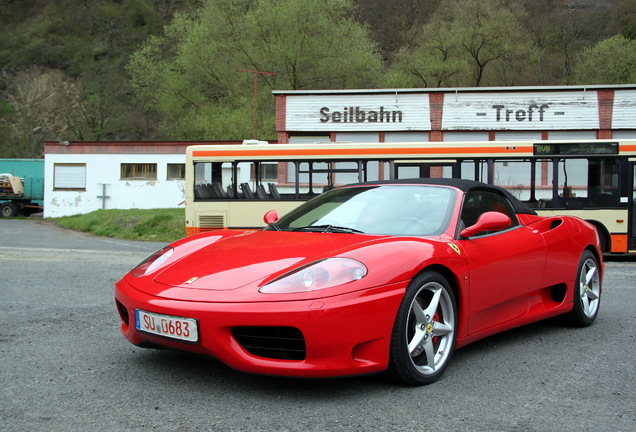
[533,142,619,156]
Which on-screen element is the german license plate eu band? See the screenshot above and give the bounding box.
[134,309,199,343]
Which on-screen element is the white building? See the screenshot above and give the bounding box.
[43,141,239,217]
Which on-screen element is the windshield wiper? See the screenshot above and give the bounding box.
[292,224,364,234]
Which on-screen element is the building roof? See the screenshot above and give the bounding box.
[44,140,245,154]
[273,84,636,96]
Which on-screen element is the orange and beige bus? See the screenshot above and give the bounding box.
[185,139,636,254]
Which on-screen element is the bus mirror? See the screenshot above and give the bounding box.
[264,210,279,225]
[460,211,511,238]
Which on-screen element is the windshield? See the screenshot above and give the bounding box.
[270,185,456,236]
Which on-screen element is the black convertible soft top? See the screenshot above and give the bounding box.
[346,178,538,216]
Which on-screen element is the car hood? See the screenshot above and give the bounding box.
[151,230,382,291]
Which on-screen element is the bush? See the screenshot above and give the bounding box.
[53,208,185,242]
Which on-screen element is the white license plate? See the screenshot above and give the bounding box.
[134,309,198,343]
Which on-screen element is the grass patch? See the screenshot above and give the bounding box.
[52,208,186,242]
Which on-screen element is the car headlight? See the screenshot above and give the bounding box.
[131,246,174,277]
[259,258,367,294]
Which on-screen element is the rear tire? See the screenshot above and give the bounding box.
[388,271,457,385]
[568,250,601,327]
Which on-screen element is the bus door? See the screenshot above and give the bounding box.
[630,162,636,250]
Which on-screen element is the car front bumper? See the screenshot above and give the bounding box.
[115,277,406,378]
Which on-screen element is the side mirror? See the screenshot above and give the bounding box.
[460,211,511,238]
[263,210,279,225]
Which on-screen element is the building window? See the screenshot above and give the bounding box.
[167,163,185,180]
[261,163,278,181]
[121,163,157,180]
[54,164,86,190]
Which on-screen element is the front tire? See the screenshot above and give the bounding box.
[388,271,457,385]
[568,250,601,327]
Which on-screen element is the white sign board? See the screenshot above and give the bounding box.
[441,91,599,130]
[282,88,635,132]
[284,94,430,131]
[612,90,636,129]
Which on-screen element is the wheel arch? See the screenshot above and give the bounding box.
[584,245,603,280]
[585,219,610,253]
[414,263,462,318]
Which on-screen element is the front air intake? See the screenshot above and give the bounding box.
[116,300,129,326]
[232,326,306,361]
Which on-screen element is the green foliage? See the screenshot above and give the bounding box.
[0,0,633,157]
[574,35,636,84]
[607,0,636,40]
[384,18,471,88]
[388,0,534,87]
[53,208,186,242]
[0,98,15,156]
[0,0,168,157]
[356,0,435,64]
[243,0,382,89]
[0,99,14,117]
[127,0,383,140]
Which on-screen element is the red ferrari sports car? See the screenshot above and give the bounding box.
[115,178,602,385]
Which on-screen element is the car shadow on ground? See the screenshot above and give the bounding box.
[123,315,577,396]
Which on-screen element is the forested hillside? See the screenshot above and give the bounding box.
[1,0,635,157]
